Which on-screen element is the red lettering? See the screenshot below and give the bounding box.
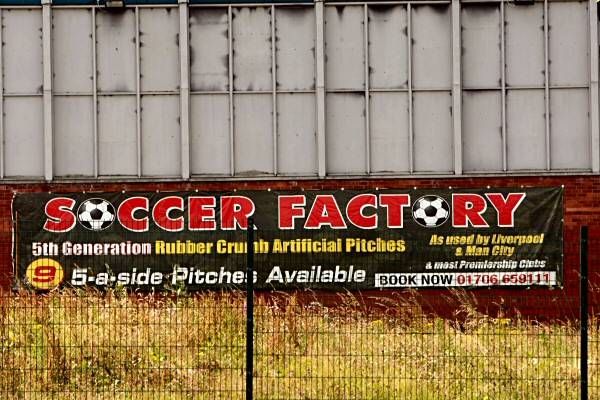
[33,266,56,283]
[379,194,410,228]
[44,197,76,233]
[278,195,306,229]
[152,196,184,232]
[220,196,255,230]
[189,197,217,231]
[346,194,377,229]
[304,195,347,229]
[486,193,526,227]
[452,194,489,227]
[117,197,149,232]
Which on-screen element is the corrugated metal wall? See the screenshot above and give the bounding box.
[0,0,596,180]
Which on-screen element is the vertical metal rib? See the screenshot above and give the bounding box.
[364,3,371,175]
[451,0,462,175]
[315,0,327,177]
[544,0,551,170]
[42,0,53,181]
[228,6,235,176]
[92,7,98,178]
[588,0,599,172]
[271,5,278,176]
[135,7,142,177]
[179,0,191,179]
[500,0,507,172]
[407,3,413,174]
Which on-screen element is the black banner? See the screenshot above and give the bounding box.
[12,187,563,291]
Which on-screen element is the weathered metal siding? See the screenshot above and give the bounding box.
[0,0,596,180]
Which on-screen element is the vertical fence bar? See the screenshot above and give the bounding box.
[581,225,589,400]
[246,217,254,400]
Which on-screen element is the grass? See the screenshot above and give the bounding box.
[0,289,594,399]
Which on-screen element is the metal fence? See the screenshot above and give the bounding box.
[0,226,597,399]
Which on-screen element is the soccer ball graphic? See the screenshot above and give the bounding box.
[77,198,116,231]
[412,195,450,228]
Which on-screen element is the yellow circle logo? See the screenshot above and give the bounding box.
[25,258,64,290]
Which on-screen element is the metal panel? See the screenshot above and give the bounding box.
[369,92,409,173]
[277,93,317,175]
[412,5,451,89]
[462,91,502,171]
[4,97,43,177]
[232,7,272,91]
[325,5,364,90]
[140,8,179,92]
[190,94,230,175]
[96,10,136,93]
[0,1,592,182]
[413,92,453,172]
[189,8,229,92]
[506,90,546,170]
[550,88,590,169]
[97,96,137,176]
[141,95,180,176]
[54,97,94,176]
[233,94,273,174]
[548,2,588,87]
[368,5,408,90]
[3,9,42,94]
[461,4,501,88]
[275,7,315,91]
[325,93,366,174]
[52,9,93,93]
[505,3,544,87]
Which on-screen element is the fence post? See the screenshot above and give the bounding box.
[581,225,589,400]
[246,217,254,400]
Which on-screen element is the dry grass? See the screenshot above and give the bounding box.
[0,289,594,399]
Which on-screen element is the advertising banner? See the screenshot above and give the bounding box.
[12,187,563,291]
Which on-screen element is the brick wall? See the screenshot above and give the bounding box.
[1,175,598,317]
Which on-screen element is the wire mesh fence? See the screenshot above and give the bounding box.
[253,292,583,400]
[0,289,592,399]
[0,221,597,399]
[0,291,247,399]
